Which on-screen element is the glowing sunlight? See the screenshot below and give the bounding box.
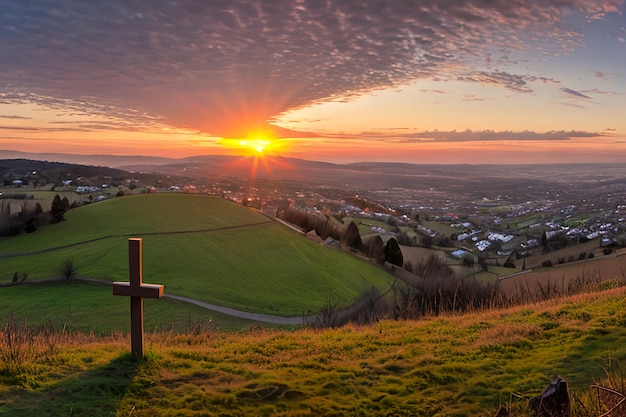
[239,139,271,154]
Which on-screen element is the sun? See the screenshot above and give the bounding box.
[218,128,290,158]
[236,129,282,156]
[239,139,271,154]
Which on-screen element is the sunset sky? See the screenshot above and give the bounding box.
[1,0,625,164]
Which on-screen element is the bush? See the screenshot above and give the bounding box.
[341,221,363,250]
[384,238,403,267]
[57,258,78,279]
[362,235,385,264]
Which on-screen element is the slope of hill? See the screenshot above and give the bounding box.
[2,287,626,416]
[0,193,395,317]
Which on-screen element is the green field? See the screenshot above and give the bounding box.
[1,194,395,320]
[344,215,395,236]
[498,212,543,230]
[0,281,258,333]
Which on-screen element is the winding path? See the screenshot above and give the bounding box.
[163,293,311,325]
[75,277,313,325]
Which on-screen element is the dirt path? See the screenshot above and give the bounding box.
[163,293,312,325]
[75,277,313,325]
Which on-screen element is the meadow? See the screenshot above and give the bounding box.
[0,194,395,325]
[2,287,626,416]
[0,281,258,333]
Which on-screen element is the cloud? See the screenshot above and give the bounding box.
[457,71,557,93]
[591,71,620,79]
[560,87,594,99]
[581,88,620,96]
[419,89,447,94]
[342,129,604,143]
[0,114,31,120]
[462,94,489,102]
[0,0,622,137]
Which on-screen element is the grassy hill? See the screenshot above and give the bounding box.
[2,287,626,416]
[0,194,395,326]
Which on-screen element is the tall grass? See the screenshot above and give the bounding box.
[571,359,626,417]
[325,254,625,328]
[0,314,49,378]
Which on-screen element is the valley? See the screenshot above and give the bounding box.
[2,155,626,416]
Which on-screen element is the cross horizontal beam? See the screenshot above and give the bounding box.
[112,282,164,298]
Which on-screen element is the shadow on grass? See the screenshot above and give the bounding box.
[0,353,145,417]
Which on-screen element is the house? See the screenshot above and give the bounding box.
[475,240,491,251]
[451,249,469,258]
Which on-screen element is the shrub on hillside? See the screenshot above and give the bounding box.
[280,208,345,241]
[57,258,78,279]
[394,254,500,318]
[0,201,51,237]
[384,238,403,267]
[362,235,385,264]
[340,221,363,251]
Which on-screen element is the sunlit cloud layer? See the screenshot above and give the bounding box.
[1,0,623,143]
[334,129,605,143]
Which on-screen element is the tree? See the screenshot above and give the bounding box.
[340,221,363,250]
[384,238,404,267]
[363,235,385,264]
[50,194,67,223]
[24,218,38,233]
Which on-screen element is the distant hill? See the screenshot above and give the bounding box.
[0,158,132,184]
[5,150,626,199]
[0,150,175,168]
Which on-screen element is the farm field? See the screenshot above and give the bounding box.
[0,194,395,318]
[499,249,626,295]
[1,186,106,213]
[523,238,605,270]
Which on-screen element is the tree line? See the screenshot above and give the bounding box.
[0,194,72,237]
[278,207,403,267]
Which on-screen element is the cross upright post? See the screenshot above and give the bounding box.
[113,238,164,357]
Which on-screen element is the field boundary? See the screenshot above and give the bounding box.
[498,250,625,281]
[0,235,113,259]
[0,220,271,259]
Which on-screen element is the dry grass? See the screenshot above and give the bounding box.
[3,288,626,415]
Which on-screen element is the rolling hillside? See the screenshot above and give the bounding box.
[0,193,395,319]
[2,287,626,416]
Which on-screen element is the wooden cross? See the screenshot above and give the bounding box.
[112,238,164,357]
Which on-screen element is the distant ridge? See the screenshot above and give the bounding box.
[0,150,177,168]
[4,150,626,188]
